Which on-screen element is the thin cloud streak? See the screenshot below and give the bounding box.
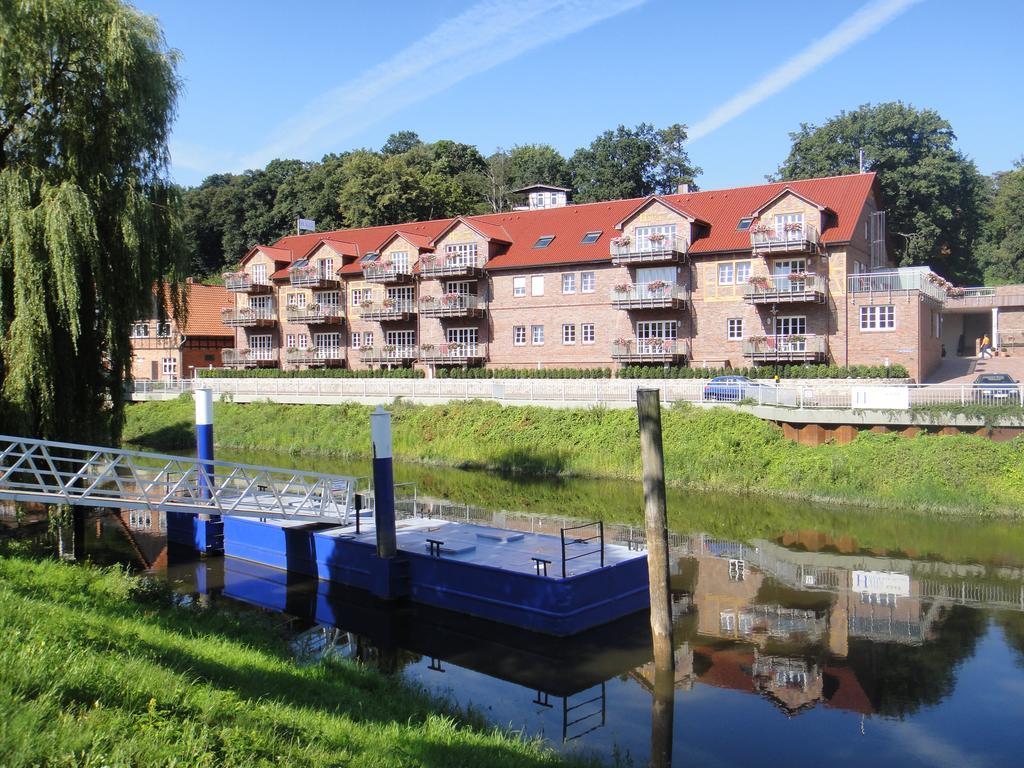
[688,0,923,142]
[240,0,645,169]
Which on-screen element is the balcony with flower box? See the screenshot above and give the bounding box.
[220,307,276,327]
[744,273,826,305]
[357,298,416,322]
[221,348,278,368]
[418,342,484,365]
[742,334,828,363]
[358,345,418,364]
[611,338,689,364]
[610,280,689,310]
[361,261,414,284]
[417,254,482,279]
[750,223,820,255]
[610,233,688,265]
[285,347,345,367]
[223,271,273,294]
[285,302,345,325]
[289,265,340,290]
[418,293,486,318]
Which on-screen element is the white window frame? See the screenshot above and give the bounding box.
[727,318,743,340]
[316,290,340,310]
[131,323,149,338]
[734,261,752,285]
[389,251,410,272]
[161,356,177,378]
[718,262,735,286]
[445,242,478,267]
[387,330,415,347]
[513,326,527,346]
[287,292,307,309]
[581,323,595,344]
[531,275,544,296]
[318,257,334,279]
[636,321,678,341]
[562,324,576,345]
[513,276,526,297]
[446,280,473,296]
[860,304,895,331]
[635,224,677,252]
[249,295,272,313]
[581,271,596,293]
[251,263,268,285]
[562,273,576,294]
[249,334,273,360]
[531,325,544,345]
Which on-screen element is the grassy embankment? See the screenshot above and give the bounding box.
[124,398,1024,516]
[0,553,585,767]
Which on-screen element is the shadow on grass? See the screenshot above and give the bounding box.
[486,448,568,476]
[126,421,194,451]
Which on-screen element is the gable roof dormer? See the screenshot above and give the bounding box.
[751,187,831,216]
[376,230,435,254]
[613,195,707,230]
[429,216,512,247]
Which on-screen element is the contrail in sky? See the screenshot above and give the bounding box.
[688,0,924,142]
[239,0,645,169]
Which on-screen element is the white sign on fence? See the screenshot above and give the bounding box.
[852,570,911,597]
[851,385,910,410]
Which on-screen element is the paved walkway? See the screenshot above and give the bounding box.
[927,353,1024,384]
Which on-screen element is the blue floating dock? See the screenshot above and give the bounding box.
[223,515,649,636]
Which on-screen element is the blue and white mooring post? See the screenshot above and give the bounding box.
[194,388,215,500]
[371,406,397,559]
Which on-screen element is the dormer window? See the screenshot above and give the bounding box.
[737,217,753,231]
[533,235,555,249]
[360,252,379,264]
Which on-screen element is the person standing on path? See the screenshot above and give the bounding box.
[980,333,993,358]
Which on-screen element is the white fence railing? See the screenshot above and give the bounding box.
[128,377,1024,412]
[847,269,948,303]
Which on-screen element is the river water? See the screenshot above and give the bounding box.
[9,449,1024,767]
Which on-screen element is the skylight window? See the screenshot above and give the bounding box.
[581,231,602,244]
[359,252,380,264]
[737,217,754,231]
[533,235,555,249]
[290,258,309,270]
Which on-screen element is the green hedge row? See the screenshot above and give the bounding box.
[618,363,909,379]
[198,368,425,379]
[435,367,613,379]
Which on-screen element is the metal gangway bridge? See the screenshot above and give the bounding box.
[0,435,360,523]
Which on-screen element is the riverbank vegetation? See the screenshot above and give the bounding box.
[124,398,1024,515]
[0,554,582,767]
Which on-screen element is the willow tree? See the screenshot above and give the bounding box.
[0,0,188,443]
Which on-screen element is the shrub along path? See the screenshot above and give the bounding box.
[0,554,586,767]
[124,398,1024,516]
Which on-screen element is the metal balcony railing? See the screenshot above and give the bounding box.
[289,271,340,289]
[224,274,272,293]
[418,343,483,363]
[361,264,413,283]
[750,223,820,254]
[285,348,345,365]
[610,234,688,264]
[418,294,486,317]
[285,304,345,324]
[742,334,828,361]
[846,268,948,303]
[610,282,689,309]
[358,299,416,321]
[358,345,417,363]
[222,348,278,367]
[744,273,827,304]
[220,307,276,327]
[418,257,482,278]
[611,339,689,362]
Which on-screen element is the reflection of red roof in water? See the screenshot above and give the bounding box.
[693,645,875,716]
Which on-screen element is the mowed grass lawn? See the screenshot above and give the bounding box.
[0,555,588,767]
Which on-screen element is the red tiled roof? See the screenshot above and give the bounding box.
[429,216,512,246]
[261,174,876,273]
[171,282,233,337]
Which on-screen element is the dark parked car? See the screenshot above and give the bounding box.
[972,373,1019,403]
[703,375,769,402]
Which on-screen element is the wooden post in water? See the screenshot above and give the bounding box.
[637,388,676,768]
[637,388,674,666]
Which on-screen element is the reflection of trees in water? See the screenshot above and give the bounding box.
[845,605,987,717]
[997,611,1024,669]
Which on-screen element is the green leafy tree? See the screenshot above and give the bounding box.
[507,144,571,191]
[381,130,422,156]
[569,123,699,203]
[775,102,988,282]
[0,0,188,442]
[977,160,1024,284]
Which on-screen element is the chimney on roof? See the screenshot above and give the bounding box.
[677,183,690,194]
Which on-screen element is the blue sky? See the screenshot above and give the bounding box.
[135,0,1024,191]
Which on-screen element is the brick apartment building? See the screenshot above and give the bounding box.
[130,281,233,380]
[214,172,1024,382]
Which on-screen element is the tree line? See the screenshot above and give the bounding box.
[183,103,1022,287]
